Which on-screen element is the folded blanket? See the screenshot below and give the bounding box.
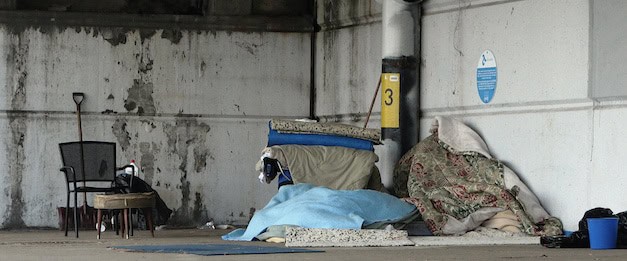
[257,145,378,190]
[271,119,381,144]
[268,127,374,151]
[222,184,417,241]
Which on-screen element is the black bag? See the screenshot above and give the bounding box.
[114,174,173,226]
[541,207,626,248]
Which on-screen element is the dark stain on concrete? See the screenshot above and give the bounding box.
[138,141,160,184]
[323,0,340,25]
[192,192,207,222]
[163,118,211,225]
[3,33,29,228]
[139,29,157,44]
[111,119,131,151]
[101,27,128,46]
[124,79,156,116]
[101,109,117,114]
[107,94,114,99]
[5,117,27,229]
[234,41,262,56]
[138,58,154,74]
[141,120,157,130]
[161,29,183,44]
[249,207,256,222]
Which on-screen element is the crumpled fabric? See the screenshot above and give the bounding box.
[394,117,562,236]
[222,184,416,241]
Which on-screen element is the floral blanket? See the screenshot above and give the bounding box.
[394,133,562,236]
[271,119,381,144]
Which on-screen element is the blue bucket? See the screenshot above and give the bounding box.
[587,217,619,249]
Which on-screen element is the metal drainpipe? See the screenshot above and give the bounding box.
[379,0,421,191]
[309,0,319,120]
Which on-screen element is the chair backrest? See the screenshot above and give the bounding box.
[59,141,116,182]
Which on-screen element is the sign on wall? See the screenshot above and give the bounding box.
[476,50,497,104]
[381,73,400,128]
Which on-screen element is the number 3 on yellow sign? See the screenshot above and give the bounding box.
[381,73,400,128]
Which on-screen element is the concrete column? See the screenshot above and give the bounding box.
[379,0,421,192]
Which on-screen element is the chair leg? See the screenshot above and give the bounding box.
[73,192,79,238]
[144,208,154,237]
[97,209,102,239]
[129,208,134,237]
[123,208,129,239]
[64,192,70,237]
[112,210,118,236]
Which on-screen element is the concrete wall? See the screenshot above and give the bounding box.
[589,0,627,221]
[419,0,625,231]
[314,0,382,123]
[316,0,625,232]
[0,15,311,228]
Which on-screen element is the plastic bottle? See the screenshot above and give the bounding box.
[126,159,139,177]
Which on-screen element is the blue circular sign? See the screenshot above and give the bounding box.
[476,50,497,104]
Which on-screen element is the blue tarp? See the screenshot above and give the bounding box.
[267,127,374,151]
[112,244,323,256]
[222,184,417,241]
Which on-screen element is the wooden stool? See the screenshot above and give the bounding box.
[93,192,156,239]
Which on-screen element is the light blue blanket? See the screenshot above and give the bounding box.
[222,184,417,241]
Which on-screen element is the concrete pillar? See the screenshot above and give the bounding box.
[379,0,422,191]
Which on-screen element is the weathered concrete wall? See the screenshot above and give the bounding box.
[317,0,626,232]
[0,20,310,228]
[591,0,627,99]
[420,0,597,231]
[315,0,382,123]
[589,0,627,220]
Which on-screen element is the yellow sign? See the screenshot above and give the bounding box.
[381,73,400,128]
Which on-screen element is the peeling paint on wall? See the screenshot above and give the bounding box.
[139,29,157,44]
[138,141,160,184]
[124,79,156,115]
[101,27,128,46]
[234,41,262,56]
[161,29,183,44]
[193,192,207,222]
[111,119,131,151]
[0,18,310,228]
[163,118,211,225]
[3,33,29,228]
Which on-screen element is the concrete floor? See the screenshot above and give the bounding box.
[0,229,625,260]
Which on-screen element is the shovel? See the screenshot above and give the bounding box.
[72,92,88,215]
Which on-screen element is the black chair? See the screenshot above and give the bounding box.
[59,141,134,238]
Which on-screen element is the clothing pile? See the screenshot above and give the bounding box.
[393,117,563,236]
[256,119,385,191]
